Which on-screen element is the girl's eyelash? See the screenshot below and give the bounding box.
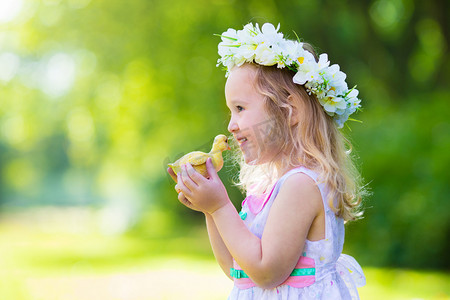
[237,105,244,111]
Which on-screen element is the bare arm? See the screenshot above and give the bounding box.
[168,167,233,279]
[177,161,323,289]
[205,214,233,280]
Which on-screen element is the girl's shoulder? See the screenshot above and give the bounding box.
[245,166,322,211]
[279,170,320,199]
[278,166,320,187]
[273,167,323,208]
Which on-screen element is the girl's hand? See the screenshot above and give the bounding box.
[177,158,230,215]
[167,167,178,183]
[167,167,204,213]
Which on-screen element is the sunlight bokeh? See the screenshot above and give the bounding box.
[0,0,23,24]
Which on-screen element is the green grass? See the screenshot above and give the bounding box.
[359,268,449,300]
[1,208,449,300]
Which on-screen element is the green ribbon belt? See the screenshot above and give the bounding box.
[230,267,315,279]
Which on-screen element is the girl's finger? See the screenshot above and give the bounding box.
[185,163,204,184]
[177,172,192,197]
[167,167,178,183]
[181,164,198,190]
[205,158,218,180]
[178,192,203,212]
[178,192,191,207]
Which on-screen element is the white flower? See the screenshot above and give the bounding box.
[259,23,284,44]
[220,28,238,42]
[218,29,239,59]
[346,88,361,110]
[278,40,298,65]
[254,43,278,65]
[235,43,256,61]
[319,94,347,114]
[238,24,258,44]
[317,53,330,70]
[232,54,247,68]
[334,112,350,128]
[294,52,328,86]
[347,88,359,100]
[218,42,233,57]
[324,64,347,94]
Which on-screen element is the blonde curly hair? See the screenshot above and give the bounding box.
[232,48,365,221]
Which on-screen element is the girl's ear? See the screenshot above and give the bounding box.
[288,95,299,126]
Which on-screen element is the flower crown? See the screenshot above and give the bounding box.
[216,23,361,128]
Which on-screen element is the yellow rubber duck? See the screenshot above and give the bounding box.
[168,134,230,178]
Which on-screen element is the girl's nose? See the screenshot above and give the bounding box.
[228,117,239,133]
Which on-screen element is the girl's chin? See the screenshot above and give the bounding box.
[243,154,263,165]
[242,153,256,164]
[243,151,274,165]
[245,159,257,165]
[241,145,274,165]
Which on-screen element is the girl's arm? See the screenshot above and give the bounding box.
[177,159,323,289]
[168,166,233,280]
[205,214,233,280]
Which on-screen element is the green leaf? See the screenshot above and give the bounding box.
[213,34,237,41]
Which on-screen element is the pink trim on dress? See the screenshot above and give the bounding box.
[244,183,277,215]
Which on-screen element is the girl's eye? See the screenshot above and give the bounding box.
[236,105,244,112]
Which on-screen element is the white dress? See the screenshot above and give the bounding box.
[228,167,365,300]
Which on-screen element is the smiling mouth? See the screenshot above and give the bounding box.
[237,137,248,145]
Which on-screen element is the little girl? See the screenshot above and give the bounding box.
[168,23,366,300]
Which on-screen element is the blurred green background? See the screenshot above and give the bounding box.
[0,0,449,299]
